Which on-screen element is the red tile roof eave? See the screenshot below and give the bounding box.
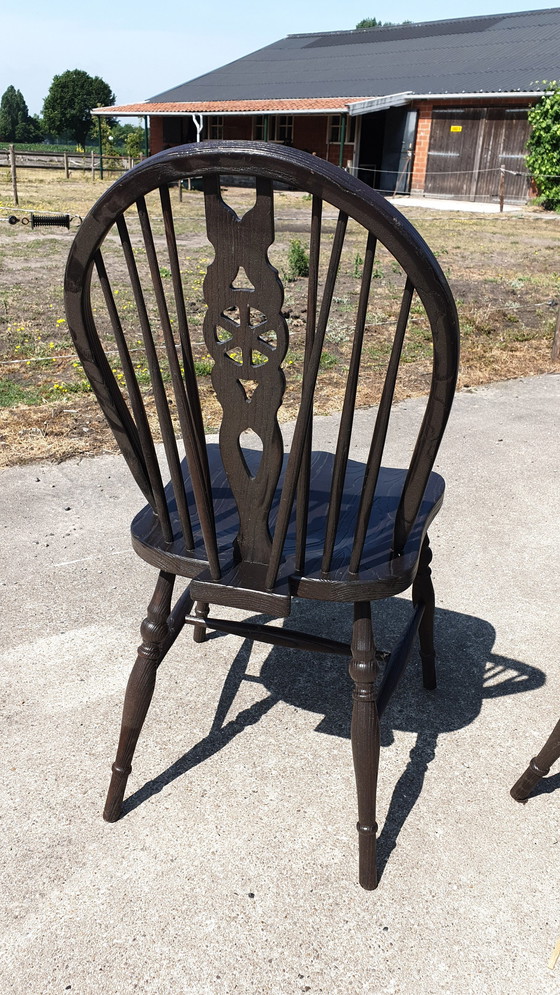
[93,90,543,117]
[92,98,368,116]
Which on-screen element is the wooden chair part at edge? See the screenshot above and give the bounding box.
[64,141,460,889]
[511,716,560,802]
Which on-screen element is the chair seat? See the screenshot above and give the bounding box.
[131,444,445,610]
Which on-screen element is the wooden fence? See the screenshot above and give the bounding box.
[1,145,143,206]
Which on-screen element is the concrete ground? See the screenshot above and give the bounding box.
[1,374,559,995]
[388,195,520,213]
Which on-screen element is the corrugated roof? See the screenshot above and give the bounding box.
[146,8,560,103]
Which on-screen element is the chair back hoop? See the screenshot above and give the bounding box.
[64,141,459,590]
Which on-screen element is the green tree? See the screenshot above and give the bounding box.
[526,82,560,210]
[15,115,43,143]
[43,69,115,148]
[124,127,145,159]
[356,17,381,28]
[355,16,411,28]
[0,85,30,141]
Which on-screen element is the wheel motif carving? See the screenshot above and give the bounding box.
[202,176,289,563]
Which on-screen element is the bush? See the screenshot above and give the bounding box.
[527,83,560,211]
[287,239,309,279]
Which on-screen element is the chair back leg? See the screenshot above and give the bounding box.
[412,535,437,690]
[511,716,560,802]
[349,601,380,889]
[103,570,175,822]
[192,601,210,644]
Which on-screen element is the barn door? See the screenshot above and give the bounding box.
[424,108,483,198]
[475,109,531,202]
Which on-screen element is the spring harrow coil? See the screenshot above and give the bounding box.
[6,213,80,228]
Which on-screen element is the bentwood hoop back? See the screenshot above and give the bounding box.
[65,142,459,889]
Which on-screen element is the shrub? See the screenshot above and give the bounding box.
[287,239,309,279]
[527,82,560,211]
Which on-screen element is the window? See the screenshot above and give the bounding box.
[208,116,223,140]
[252,115,293,144]
[277,116,293,144]
[329,115,342,144]
[253,115,267,141]
[328,115,356,144]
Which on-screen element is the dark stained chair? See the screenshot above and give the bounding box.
[64,141,459,889]
[511,715,560,801]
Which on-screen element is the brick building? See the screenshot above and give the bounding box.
[93,8,560,203]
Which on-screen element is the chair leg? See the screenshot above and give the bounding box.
[103,570,175,823]
[510,716,560,802]
[412,534,437,690]
[193,601,209,643]
[349,601,380,890]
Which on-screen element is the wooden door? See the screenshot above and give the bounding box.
[475,109,531,202]
[424,108,483,198]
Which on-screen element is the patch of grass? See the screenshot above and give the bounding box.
[0,378,42,407]
[319,350,337,371]
[193,355,214,376]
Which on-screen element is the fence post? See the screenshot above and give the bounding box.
[63,151,69,179]
[91,151,95,179]
[9,144,18,206]
[499,164,505,213]
[552,304,560,361]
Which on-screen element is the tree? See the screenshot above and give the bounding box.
[0,85,30,141]
[526,83,560,211]
[123,127,145,159]
[356,17,381,28]
[43,69,115,148]
[15,115,43,143]
[355,16,412,29]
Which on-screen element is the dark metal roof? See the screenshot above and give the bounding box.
[148,8,560,102]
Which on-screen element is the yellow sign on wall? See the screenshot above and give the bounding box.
[450,125,463,132]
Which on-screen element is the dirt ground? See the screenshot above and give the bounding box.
[0,169,559,466]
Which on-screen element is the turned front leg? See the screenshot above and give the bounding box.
[412,535,437,690]
[103,570,175,822]
[349,601,380,890]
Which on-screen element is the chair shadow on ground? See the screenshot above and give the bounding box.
[121,595,546,880]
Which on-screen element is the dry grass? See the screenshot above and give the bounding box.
[0,169,559,467]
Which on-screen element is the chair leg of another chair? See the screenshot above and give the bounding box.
[412,534,437,690]
[193,601,209,643]
[510,717,560,802]
[103,570,175,823]
[349,601,380,890]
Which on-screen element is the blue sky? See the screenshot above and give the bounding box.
[2,1,557,116]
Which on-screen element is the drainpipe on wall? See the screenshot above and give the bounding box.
[97,117,103,179]
[338,115,347,169]
[192,114,203,141]
[144,116,149,158]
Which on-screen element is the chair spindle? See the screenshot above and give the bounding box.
[266,210,348,589]
[349,277,414,573]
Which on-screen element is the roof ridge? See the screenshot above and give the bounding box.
[286,6,560,40]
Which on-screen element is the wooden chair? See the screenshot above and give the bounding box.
[511,716,560,801]
[64,141,459,889]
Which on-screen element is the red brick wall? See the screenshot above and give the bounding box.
[293,115,328,156]
[150,116,164,155]
[223,117,253,140]
[410,103,432,193]
[326,142,355,167]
